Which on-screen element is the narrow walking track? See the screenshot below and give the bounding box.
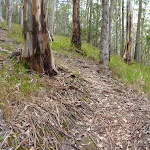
[56,52,150,149]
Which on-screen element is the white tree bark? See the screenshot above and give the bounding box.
[7,0,13,28]
[50,0,56,36]
[0,0,3,22]
[20,1,23,25]
[134,0,142,62]
[45,0,50,26]
[98,0,109,73]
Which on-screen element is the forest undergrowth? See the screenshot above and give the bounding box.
[0,22,150,150]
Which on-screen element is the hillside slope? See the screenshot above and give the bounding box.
[0,24,150,150]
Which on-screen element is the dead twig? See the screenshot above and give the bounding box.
[88,133,101,150]
[0,48,12,54]
[28,110,37,150]
[15,137,29,150]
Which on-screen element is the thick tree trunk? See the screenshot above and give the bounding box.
[87,0,92,44]
[98,0,109,73]
[123,0,133,62]
[22,0,57,75]
[0,0,3,22]
[71,0,81,50]
[50,0,56,37]
[7,0,13,28]
[121,0,124,57]
[134,0,142,62]
[109,0,114,60]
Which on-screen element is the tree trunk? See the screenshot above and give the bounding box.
[7,0,13,28]
[84,0,89,27]
[22,0,57,76]
[115,0,118,55]
[134,0,142,62]
[20,4,23,25]
[115,21,118,55]
[109,0,114,60]
[0,0,3,22]
[50,0,56,37]
[95,0,99,48]
[123,0,133,62]
[87,0,92,44]
[140,18,144,64]
[86,0,89,42]
[121,0,124,57]
[45,0,50,26]
[98,0,109,73]
[71,0,81,50]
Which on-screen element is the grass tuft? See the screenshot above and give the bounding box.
[0,20,23,42]
[110,55,150,93]
[0,57,40,120]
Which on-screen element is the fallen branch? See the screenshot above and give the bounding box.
[0,48,12,54]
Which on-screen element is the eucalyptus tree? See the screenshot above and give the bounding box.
[7,0,13,28]
[50,0,56,38]
[0,0,3,22]
[121,0,125,57]
[71,0,81,49]
[98,0,109,73]
[87,0,92,43]
[22,0,57,75]
[109,0,114,60]
[123,0,133,62]
[134,0,142,62]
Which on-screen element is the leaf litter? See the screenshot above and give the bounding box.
[0,45,150,149]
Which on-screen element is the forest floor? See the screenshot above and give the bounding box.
[0,27,150,150]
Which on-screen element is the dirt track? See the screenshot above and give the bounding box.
[54,52,150,149]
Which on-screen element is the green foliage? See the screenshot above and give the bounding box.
[0,19,23,42]
[51,35,99,60]
[110,55,150,93]
[0,57,40,119]
[51,35,72,51]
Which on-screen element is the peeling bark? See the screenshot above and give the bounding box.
[22,0,57,76]
[71,0,81,50]
[123,0,133,62]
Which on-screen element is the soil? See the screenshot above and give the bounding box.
[0,28,150,150]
